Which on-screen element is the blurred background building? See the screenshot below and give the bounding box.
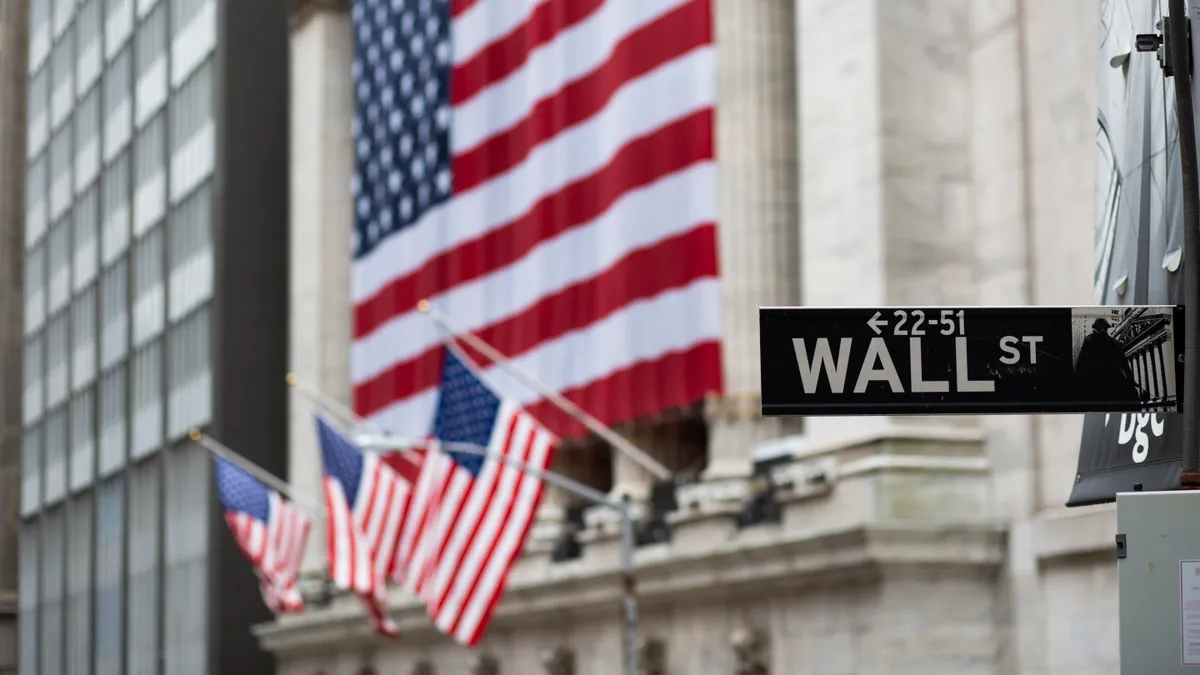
[261,1,1113,674]
[0,1,29,672]
[14,0,290,674]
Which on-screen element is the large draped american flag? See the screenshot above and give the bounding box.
[348,0,725,437]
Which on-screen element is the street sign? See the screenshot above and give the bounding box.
[760,305,1184,416]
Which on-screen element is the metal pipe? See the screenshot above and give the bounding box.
[188,429,324,513]
[417,300,673,481]
[1168,0,1200,479]
[354,433,621,510]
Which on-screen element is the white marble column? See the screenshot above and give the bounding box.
[288,1,354,574]
[797,0,978,446]
[703,0,803,482]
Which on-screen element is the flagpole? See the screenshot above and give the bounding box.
[355,431,642,675]
[416,300,673,482]
[188,429,325,514]
[286,372,380,432]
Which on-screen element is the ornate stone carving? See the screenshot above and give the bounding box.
[730,627,768,675]
[469,652,499,675]
[541,646,575,675]
[637,637,667,675]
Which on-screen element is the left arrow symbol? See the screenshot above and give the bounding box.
[867,311,887,335]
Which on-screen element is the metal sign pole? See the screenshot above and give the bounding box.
[355,433,642,675]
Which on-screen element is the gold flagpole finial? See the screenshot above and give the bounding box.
[188,429,202,442]
[285,372,297,387]
[417,299,431,312]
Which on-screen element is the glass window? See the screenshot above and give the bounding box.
[53,0,74,37]
[127,457,161,671]
[101,151,131,265]
[100,259,129,369]
[74,87,100,193]
[95,476,126,675]
[168,61,211,153]
[71,285,97,390]
[133,114,166,236]
[24,335,44,427]
[170,0,207,35]
[136,2,166,76]
[98,365,128,475]
[18,522,39,675]
[66,494,95,675]
[132,226,165,345]
[21,425,42,516]
[47,218,71,313]
[135,113,165,188]
[166,307,209,439]
[44,407,68,503]
[49,130,72,220]
[25,242,46,335]
[131,342,163,457]
[167,184,212,320]
[26,153,47,246]
[50,33,75,130]
[46,312,69,408]
[102,47,132,161]
[104,0,134,60]
[28,68,49,158]
[73,187,99,290]
[75,0,102,95]
[70,388,96,490]
[163,445,208,674]
[40,508,65,675]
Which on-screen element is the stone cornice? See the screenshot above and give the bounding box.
[290,0,349,32]
[254,518,1006,657]
[1032,503,1116,561]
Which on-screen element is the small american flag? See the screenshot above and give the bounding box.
[214,457,312,614]
[348,0,724,439]
[395,345,556,646]
[316,416,405,637]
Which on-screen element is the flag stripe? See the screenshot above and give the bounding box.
[366,283,723,437]
[353,103,714,344]
[450,0,604,106]
[451,427,553,644]
[355,222,718,417]
[430,417,537,620]
[352,160,716,380]
[450,0,695,152]
[452,0,710,191]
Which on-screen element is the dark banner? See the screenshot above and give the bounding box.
[1069,0,1187,505]
[760,306,1180,417]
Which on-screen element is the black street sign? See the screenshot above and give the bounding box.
[760,305,1183,417]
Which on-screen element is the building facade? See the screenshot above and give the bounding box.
[263,1,1114,674]
[0,1,31,672]
[17,0,290,674]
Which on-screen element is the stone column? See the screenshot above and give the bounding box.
[703,0,803,483]
[288,0,353,574]
[797,0,978,446]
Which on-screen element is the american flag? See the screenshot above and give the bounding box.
[347,0,725,439]
[213,457,312,614]
[316,416,405,636]
[394,346,556,645]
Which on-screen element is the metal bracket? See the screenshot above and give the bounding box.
[1136,15,1194,77]
[1116,533,1128,559]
